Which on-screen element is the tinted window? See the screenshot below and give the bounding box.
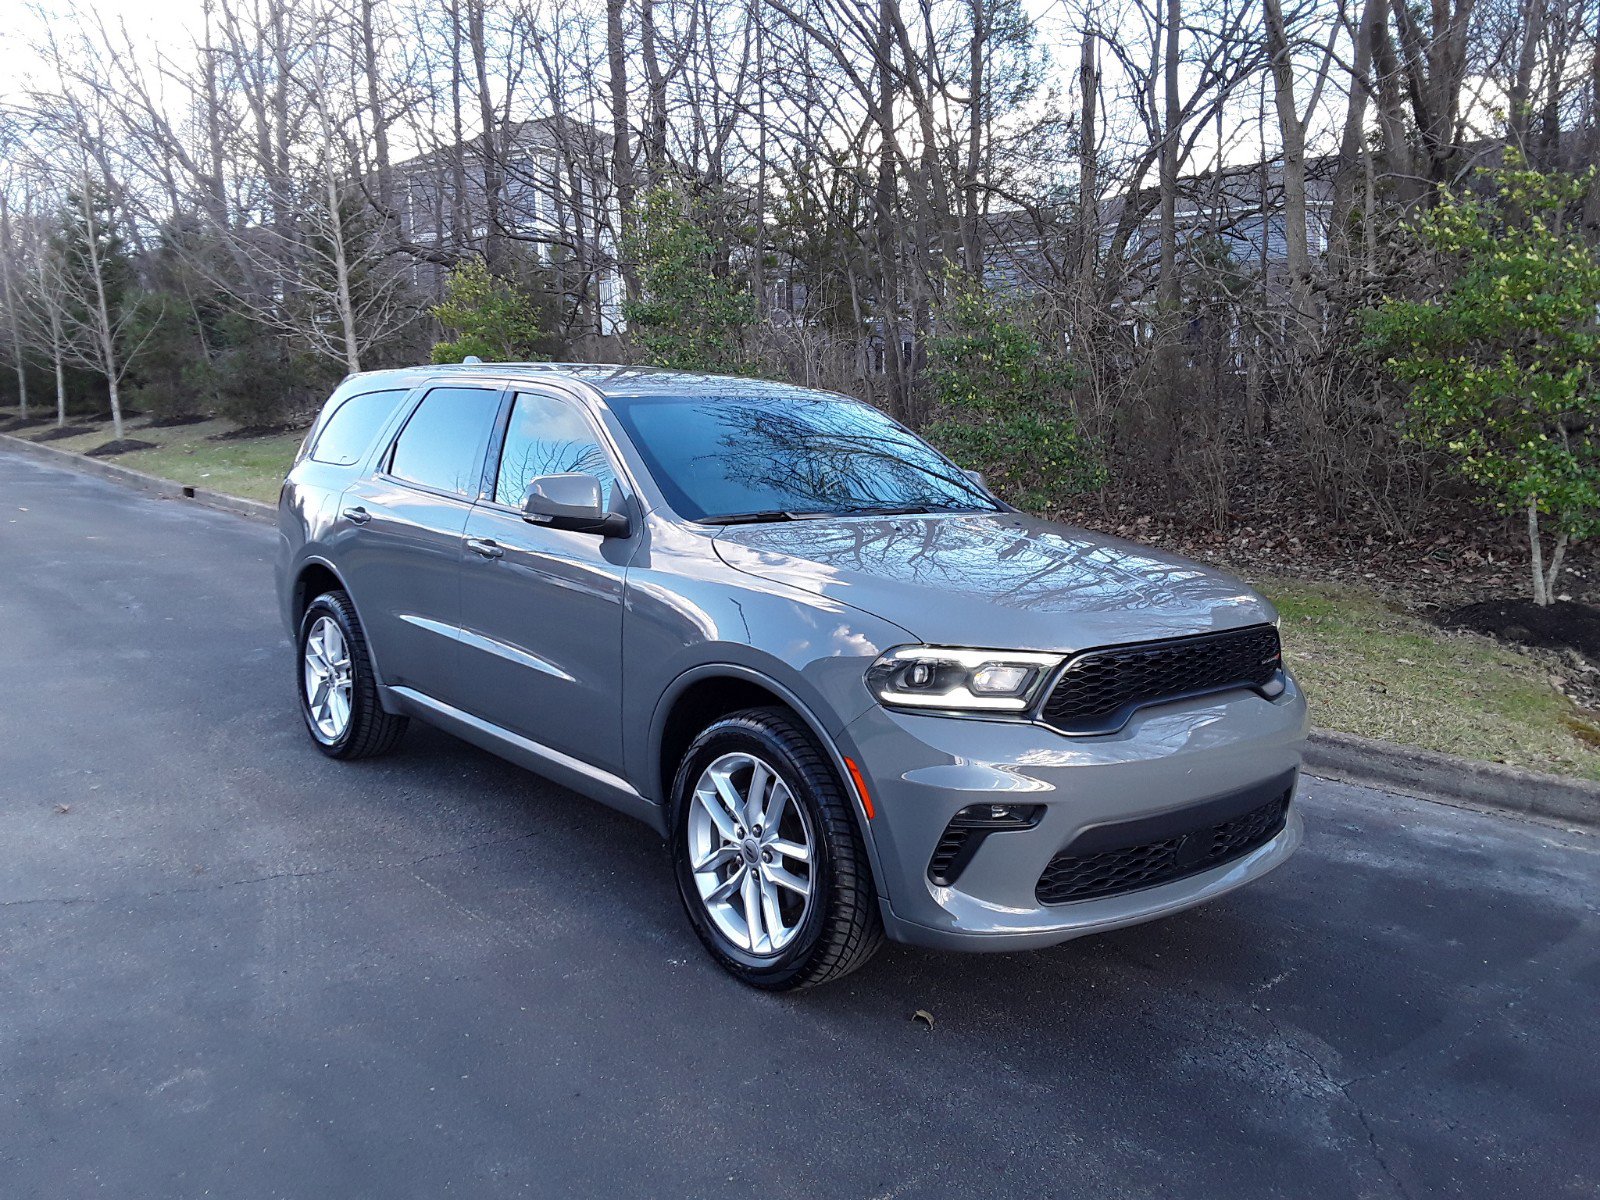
[607,389,1000,522]
[309,388,409,466]
[493,391,617,508]
[387,387,501,496]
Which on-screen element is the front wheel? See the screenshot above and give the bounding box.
[670,707,883,990]
[297,590,407,760]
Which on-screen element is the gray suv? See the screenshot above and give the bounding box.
[276,364,1307,989]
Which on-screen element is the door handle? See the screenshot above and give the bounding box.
[467,537,504,560]
[342,506,371,525]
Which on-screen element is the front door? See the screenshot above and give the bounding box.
[457,388,634,775]
[334,383,503,703]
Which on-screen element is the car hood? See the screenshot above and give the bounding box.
[711,511,1275,653]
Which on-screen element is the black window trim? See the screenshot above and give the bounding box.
[474,382,636,521]
[376,380,511,503]
[303,384,415,467]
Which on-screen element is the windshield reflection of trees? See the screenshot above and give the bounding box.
[689,399,994,513]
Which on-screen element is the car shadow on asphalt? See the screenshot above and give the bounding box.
[358,719,1582,1090]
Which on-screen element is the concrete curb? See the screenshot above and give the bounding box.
[1306,729,1598,830]
[0,430,276,524]
[5,427,1595,832]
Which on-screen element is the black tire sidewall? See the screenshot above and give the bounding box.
[670,717,838,986]
[296,593,364,756]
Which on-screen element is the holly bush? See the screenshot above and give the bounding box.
[623,187,754,373]
[925,279,1103,512]
[1365,155,1600,603]
[430,259,552,364]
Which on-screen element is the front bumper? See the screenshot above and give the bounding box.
[839,675,1309,951]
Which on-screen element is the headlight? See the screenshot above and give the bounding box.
[865,646,1065,713]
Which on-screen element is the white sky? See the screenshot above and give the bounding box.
[1,0,1397,176]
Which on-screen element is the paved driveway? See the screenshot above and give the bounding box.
[2,450,1596,1199]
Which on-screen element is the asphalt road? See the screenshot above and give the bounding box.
[2,449,1597,1200]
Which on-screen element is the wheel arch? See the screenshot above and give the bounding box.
[649,664,886,890]
[291,557,346,628]
[291,557,392,700]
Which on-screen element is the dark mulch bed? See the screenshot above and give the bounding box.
[84,438,159,458]
[209,422,296,441]
[0,416,52,433]
[145,413,210,429]
[32,424,100,442]
[1443,599,1600,662]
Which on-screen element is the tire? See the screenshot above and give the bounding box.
[670,707,883,990]
[296,589,408,760]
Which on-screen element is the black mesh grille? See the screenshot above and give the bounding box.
[1035,791,1289,905]
[1039,624,1282,734]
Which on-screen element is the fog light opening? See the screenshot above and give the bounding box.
[951,803,1044,829]
[927,803,1044,887]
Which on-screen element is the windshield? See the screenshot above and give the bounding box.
[607,388,1003,523]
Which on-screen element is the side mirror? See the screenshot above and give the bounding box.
[521,473,629,537]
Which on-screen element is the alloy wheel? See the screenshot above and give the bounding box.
[303,615,354,741]
[686,751,815,956]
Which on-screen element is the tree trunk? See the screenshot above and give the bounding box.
[449,0,470,253]
[1077,32,1099,290]
[1155,0,1183,482]
[79,185,124,441]
[360,0,393,210]
[607,0,639,300]
[1507,0,1545,156]
[1075,30,1101,381]
[1528,498,1547,606]
[962,0,986,278]
[874,0,909,423]
[1329,0,1384,271]
[467,0,505,271]
[0,197,28,419]
[1264,0,1310,319]
[325,173,363,376]
[750,0,767,316]
[641,0,668,184]
[53,345,67,428]
[1546,529,1569,601]
[1585,34,1600,232]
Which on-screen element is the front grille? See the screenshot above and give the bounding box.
[1039,624,1282,734]
[1035,791,1289,905]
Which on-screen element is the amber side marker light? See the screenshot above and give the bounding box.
[843,757,876,820]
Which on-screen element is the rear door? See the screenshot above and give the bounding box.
[334,383,504,704]
[456,387,634,775]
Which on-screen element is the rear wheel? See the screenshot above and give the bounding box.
[297,590,407,760]
[670,707,882,990]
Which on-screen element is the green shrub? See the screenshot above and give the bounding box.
[622,187,753,373]
[925,279,1103,511]
[1364,155,1600,605]
[431,259,553,364]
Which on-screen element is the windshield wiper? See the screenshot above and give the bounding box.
[698,509,802,526]
[829,502,990,518]
[702,501,992,526]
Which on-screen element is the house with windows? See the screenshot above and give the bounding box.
[385,116,626,339]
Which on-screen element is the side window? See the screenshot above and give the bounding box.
[387,387,502,496]
[309,388,409,466]
[493,391,618,508]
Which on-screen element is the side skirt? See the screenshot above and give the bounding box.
[384,684,667,836]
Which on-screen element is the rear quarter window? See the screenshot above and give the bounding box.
[309,388,410,466]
